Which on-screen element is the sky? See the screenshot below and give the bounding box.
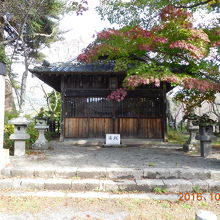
[43,1,112,63]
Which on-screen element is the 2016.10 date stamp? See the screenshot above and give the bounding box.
[178,193,220,201]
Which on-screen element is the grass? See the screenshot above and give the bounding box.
[153,187,168,194]
[167,128,188,144]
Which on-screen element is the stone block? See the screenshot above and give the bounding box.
[107,168,143,180]
[0,179,13,189]
[104,180,120,192]
[196,209,217,220]
[197,170,211,180]
[190,180,209,192]
[163,179,192,192]
[34,168,55,178]
[168,169,182,179]
[12,179,22,188]
[44,179,72,190]
[71,179,100,191]
[11,168,34,178]
[178,169,197,180]
[207,180,220,192]
[77,167,107,179]
[115,180,137,192]
[1,167,12,177]
[55,168,77,178]
[136,179,164,192]
[210,170,220,181]
[143,168,168,179]
[21,179,45,190]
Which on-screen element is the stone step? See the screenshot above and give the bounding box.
[0,178,219,193]
[2,167,220,181]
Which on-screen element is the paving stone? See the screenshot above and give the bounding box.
[207,180,220,192]
[135,179,164,192]
[71,179,101,191]
[77,168,107,179]
[44,179,72,190]
[107,168,143,180]
[55,168,77,178]
[163,179,192,192]
[21,179,45,190]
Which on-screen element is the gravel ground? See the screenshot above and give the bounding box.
[8,143,220,170]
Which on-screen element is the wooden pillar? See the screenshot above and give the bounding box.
[162,82,168,142]
[59,76,65,142]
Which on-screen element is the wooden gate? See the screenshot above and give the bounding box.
[63,93,164,139]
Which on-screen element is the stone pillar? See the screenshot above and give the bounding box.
[0,62,10,170]
[196,210,217,220]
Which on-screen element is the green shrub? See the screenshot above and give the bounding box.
[26,122,38,149]
[4,112,18,155]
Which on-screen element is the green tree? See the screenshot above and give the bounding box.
[97,0,219,27]
[0,0,88,111]
[78,4,220,112]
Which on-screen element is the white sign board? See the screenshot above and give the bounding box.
[106,134,120,145]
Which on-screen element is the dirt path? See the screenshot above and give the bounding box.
[0,195,219,220]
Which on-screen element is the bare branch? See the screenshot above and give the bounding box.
[0,37,17,45]
[172,0,213,9]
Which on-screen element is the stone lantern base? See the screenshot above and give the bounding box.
[0,149,10,170]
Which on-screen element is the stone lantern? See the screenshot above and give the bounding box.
[196,124,216,158]
[195,114,216,158]
[183,114,200,152]
[32,117,49,150]
[9,113,30,156]
[183,120,199,152]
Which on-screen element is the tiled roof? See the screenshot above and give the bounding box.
[30,62,117,74]
[29,62,121,92]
